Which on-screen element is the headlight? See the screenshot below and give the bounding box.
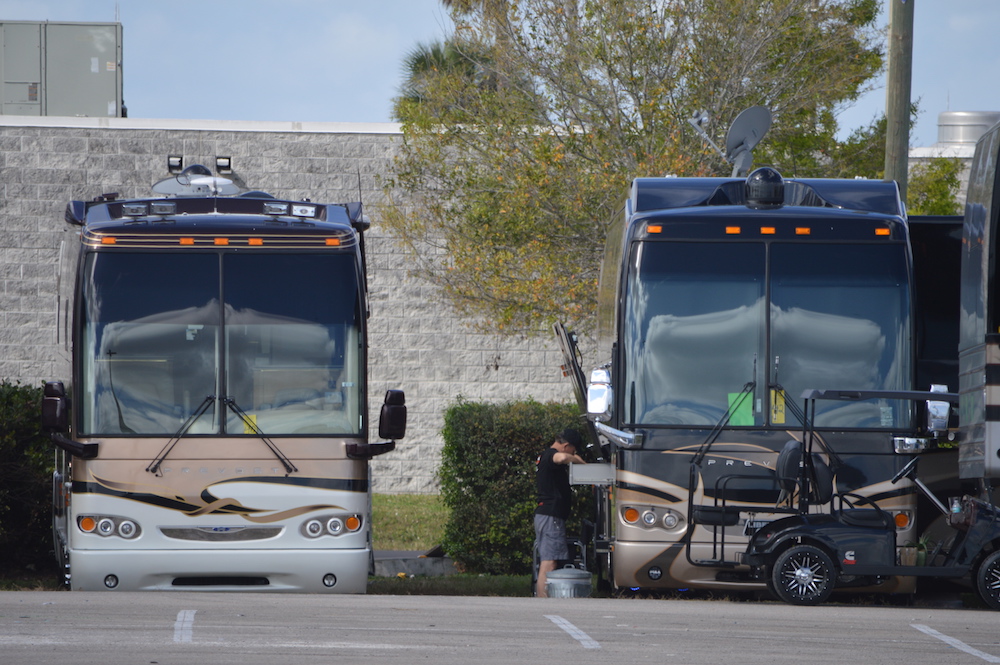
[117,520,138,538]
[97,518,115,535]
[301,514,362,538]
[624,506,680,530]
[77,514,142,539]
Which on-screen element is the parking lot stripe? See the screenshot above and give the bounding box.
[173,609,197,643]
[545,614,600,649]
[912,623,1000,663]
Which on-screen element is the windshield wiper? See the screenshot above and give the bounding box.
[223,397,298,475]
[691,380,756,466]
[146,395,216,476]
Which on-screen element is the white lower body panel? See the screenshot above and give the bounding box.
[69,547,370,593]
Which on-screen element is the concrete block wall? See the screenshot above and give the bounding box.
[0,117,576,494]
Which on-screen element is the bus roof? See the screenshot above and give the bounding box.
[67,193,366,250]
[66,191,368,249]
[69,194,362,233]
[631,176,903,217]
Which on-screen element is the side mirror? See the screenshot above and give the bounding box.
[587,368,613,421]
[378,389,406,441]
[42,381,69,433]
[926,384,950,435]
[64,201,86,226]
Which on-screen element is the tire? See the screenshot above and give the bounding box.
[770,544,836,606]
[975,550,1000,611]
[764,576,779,601]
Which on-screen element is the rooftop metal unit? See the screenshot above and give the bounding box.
[936,111,1000,145]
[0,21,123,117]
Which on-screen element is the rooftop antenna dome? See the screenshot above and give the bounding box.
[152,164,240,197]
[745,166,784,208]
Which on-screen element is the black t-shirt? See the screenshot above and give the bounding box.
[535,446,571,519]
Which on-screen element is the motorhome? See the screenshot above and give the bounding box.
[43,161,406,592]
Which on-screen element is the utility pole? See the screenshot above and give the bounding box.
[884,0,915,203]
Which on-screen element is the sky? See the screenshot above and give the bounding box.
[1,0,998,147]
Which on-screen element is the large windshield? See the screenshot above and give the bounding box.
[770,243,910,428]
[624,242,765,426]
[623,240,910,428]
[80,252,362,436]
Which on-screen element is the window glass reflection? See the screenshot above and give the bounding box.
[80,252,363,436]
[771,244,910,428]
[223,254,362,435]
[81,253,219,434]
[624,242,765,426]
[623,239,911,429]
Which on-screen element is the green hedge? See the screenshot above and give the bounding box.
[438,398,592,575]
[0,381,56,573]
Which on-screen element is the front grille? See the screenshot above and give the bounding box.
[160,526,282,542]
[172,576,269,587]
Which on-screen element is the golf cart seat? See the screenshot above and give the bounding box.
[775,440,892,529]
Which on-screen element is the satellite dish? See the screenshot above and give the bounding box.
[152,164,241,197]
[724,106,772,177]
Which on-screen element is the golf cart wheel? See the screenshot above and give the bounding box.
[975,550,1000,611]
[764,576,779,601]
[770,544,836,606]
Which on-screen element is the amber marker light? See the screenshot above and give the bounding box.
[248,238,264,246]
[101,236,117,245]
[179,237,195,245]
[795,227,811,235]
[894,512,910,529]
[623,507,640,524]
[79,516,97,532]
[345,515,362,531]
[325,238,341,246]
[214,237,230,246]
[761,227,776,235]
[725,226,741,235]
[647,224,663,234]
[875,227,891,236]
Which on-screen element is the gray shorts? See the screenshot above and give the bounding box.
[534,513,569,561]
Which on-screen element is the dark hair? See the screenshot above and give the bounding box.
[556,428,582,449]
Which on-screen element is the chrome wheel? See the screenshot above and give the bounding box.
[771,544,835,606]
[976,550,1000,611]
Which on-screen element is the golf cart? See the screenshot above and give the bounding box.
[742,389,1000,608]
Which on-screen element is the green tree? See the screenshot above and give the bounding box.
[825,114,887,180]
[908,156,964,216]
[383,0,884,335]
[437,398,589,575]
[0,381,54,573]
[398,41,498,105]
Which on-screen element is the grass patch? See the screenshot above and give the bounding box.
[371,493,448,552]
[0,571,62,591]
[368,574,530,596]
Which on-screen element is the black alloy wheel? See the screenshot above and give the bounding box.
[975,549,1000,611]
[770,544,836,606]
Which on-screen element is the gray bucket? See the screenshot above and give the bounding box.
[546,567,592,598]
